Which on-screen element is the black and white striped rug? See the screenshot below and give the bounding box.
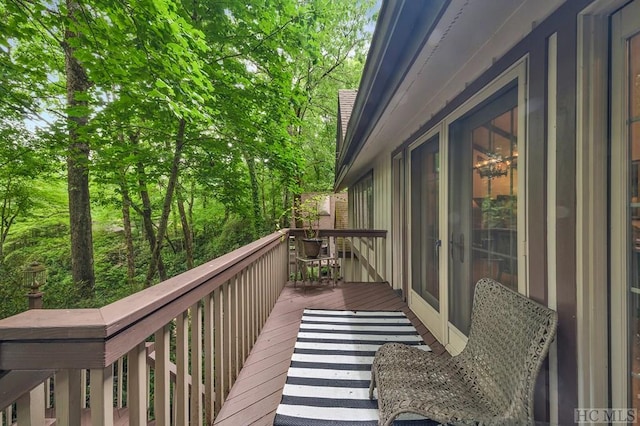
[273,309,436,426]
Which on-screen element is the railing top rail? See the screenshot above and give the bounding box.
[289,228,387,238]
[0,230,288,369]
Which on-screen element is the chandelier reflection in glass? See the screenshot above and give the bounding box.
[474,152,518,180]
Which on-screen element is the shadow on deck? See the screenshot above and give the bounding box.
[214,281,447,426]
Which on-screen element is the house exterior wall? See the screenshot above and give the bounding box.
[341,1,615,423]
[372,155,393,287]
[347,159,392,284]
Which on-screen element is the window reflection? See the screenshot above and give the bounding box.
[471,106,518,291]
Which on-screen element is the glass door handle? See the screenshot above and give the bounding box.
[450,233,455,260]
[450,233,465,263]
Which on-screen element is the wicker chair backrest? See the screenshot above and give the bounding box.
[457,278,558,421]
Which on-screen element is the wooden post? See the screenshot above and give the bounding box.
[27,292,43,310]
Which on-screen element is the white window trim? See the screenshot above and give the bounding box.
[546,32,559,425]
[575,0,624,412]
[609,0,640,410]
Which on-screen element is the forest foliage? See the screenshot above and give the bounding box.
[0,0,373,318]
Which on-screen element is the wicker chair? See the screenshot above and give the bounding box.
[369,278,558,426]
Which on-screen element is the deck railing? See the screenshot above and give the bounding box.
[288,229,387,283]
[0,228,386,425]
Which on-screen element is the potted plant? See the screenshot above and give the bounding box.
[296,194,326,258]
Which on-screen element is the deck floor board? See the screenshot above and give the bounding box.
[214,281,447,425]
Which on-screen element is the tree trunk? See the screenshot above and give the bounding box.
[244,152,261,238]
[293,177,303,229]
[176,185,194,269]
[282,188,290,228]
[270,169,276,229]
[260,170,267,228]
[134,147,167,282]
[0,177,10,263]
[145,118,186,286]
[64,0,95,297]
[188,182,195,241]
[119,171,136,287]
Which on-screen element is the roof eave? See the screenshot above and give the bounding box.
[334,0,449,191]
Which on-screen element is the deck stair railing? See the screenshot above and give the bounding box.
[0,229,386,425]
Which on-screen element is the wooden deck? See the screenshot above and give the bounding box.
[213,281,448,426]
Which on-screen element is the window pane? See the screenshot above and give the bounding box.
[471,107,518,291]
[411,136,440,309]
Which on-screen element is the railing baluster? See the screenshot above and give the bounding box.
[382,236,387,281]
[350,236,354,282]
[116,358,123,408]
[270,251,275,303]
[81,369,87,409]
[89,366,113,426]
[128,343,147,426]
[154,324,170,426]
[191,302,203,426]
[230,276,238,381]
[253,262,258,342]
[240,270,248,360]
[251,264,257,348]
[262,255,267,323]
[213,286,224,414]
[245,265,253,352]
[55,369,82,426]
[16,383,45,426]
[176,311,189,425]
[377,236,381,281]
[272,250,277,306]
[223,281,232,393]
[256,261,262,332]
[5,404,13,426]
[266,252,271,308]
[45,377,51,409]
[204,292,215,424]
[367,237,378,283]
